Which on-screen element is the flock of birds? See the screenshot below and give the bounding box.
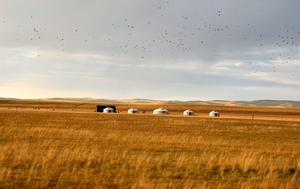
[1,0,300,77]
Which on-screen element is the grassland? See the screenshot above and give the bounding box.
[0,100,300,188]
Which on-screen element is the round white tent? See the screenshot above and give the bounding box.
[209,110,220,117]
[183,109,195,116]
[153,108,169,115]
[103,107,114,113]
[128,108,139,114]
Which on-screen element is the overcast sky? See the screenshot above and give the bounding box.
[1,0,300,100]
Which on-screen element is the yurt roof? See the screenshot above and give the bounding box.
[154,108,168,111]
[104,107,114,110]
[128,108,138,112]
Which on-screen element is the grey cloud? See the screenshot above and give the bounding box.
[1,0,300,60]
[0,0,300,100]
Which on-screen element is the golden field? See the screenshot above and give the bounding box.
[0,100,300,188]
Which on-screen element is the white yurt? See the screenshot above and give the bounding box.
[183,109,195,116]
[209,110,220,117]
[103,107,114,113]
[128,108,139,114]
[153,108,169,115]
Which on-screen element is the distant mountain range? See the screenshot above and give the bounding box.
[0,97,300,108]
[161,99,300,107]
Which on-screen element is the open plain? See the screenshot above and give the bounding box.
[0,100,300,188]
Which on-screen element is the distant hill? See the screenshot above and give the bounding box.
[39,98,120,103]
[1,97,300,108]
[235,100,300,107]
[158,99,300,108]
[0,97,18,100]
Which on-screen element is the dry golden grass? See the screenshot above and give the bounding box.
[0,100,300,188]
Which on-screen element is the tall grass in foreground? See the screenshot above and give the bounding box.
[0,111,299,188]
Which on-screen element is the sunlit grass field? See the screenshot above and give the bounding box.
[0,100,300,188]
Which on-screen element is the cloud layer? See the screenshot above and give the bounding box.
[0,0,300,100]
